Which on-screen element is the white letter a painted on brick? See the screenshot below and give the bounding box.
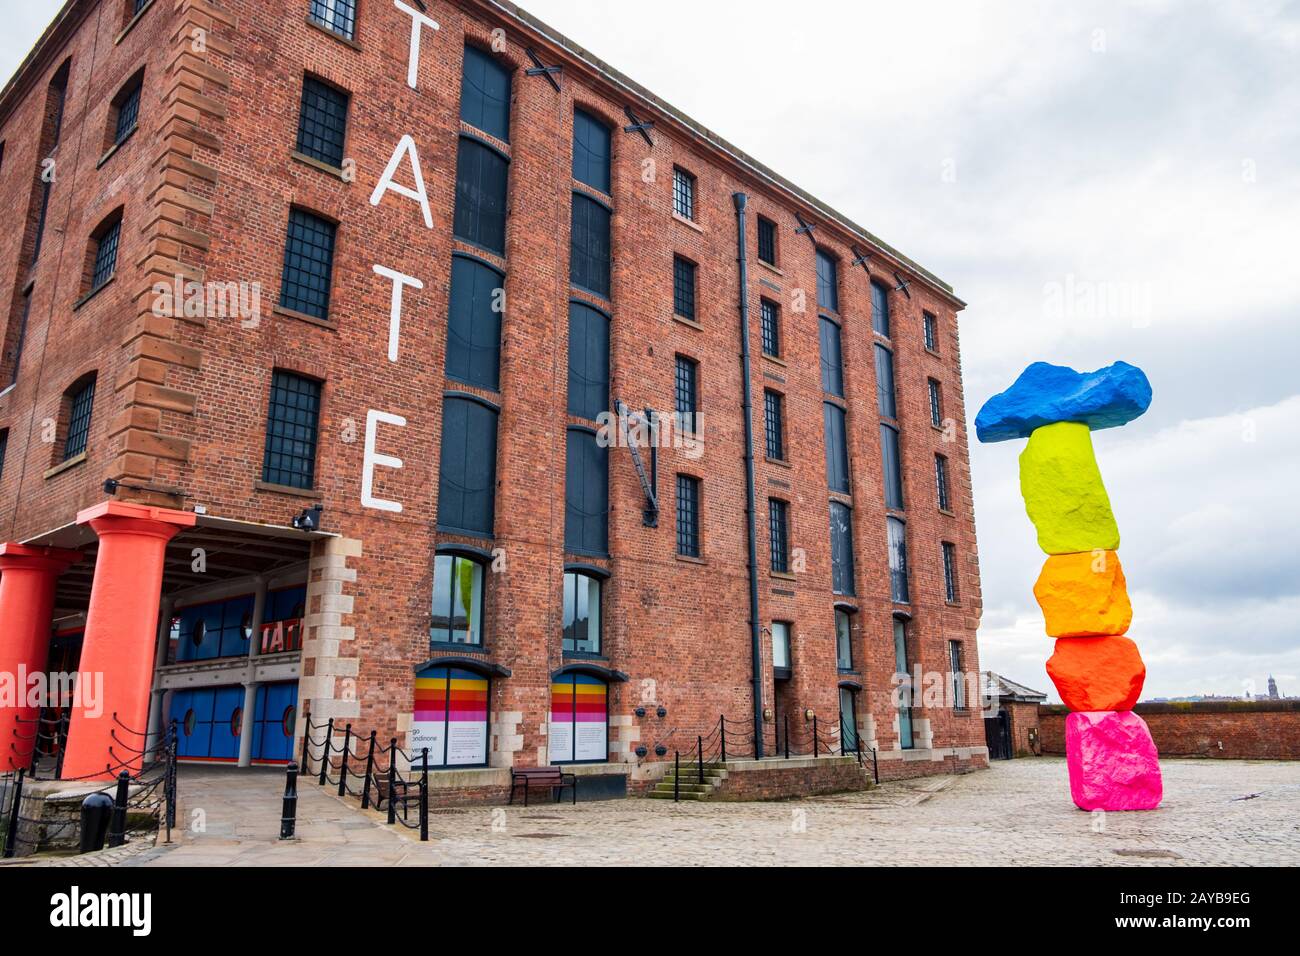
[370,135,433,229]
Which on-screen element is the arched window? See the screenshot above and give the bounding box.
[446,254,504,391]
[549,672,608,764]
[437,395,499,538]
[411,664,491,769]
[562,570,602,654]
[893,616,914,750]
[460,44,511,142]
[835,607,854,671]
[60,373,97,462]
[431,551,486,646]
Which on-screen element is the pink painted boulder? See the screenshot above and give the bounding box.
[1065,710,1163,811]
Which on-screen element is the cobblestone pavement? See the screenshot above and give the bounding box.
[126,758,1299,867]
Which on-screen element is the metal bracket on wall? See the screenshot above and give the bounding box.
[615,399,659,527]
[622,106,655,146]
[525,47,562,91]
[851,245,872,274]
[793,212,818,246]
[893,270,912,298]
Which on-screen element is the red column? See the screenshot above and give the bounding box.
[0,544,81,771]
[60,502,195,780]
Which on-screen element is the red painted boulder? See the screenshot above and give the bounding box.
[1065,711,1162,811]
[1047,635,1145,711]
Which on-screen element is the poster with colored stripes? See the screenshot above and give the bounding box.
[411,666,489,767]
[549,674,607,763]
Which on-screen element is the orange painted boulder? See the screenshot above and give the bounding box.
[1047,635,1145,711]
[1034,551,1132,637]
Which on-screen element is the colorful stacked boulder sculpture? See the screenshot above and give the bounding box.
[977,362,1162,811]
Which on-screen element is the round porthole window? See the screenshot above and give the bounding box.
[230,708,242,736]
[191,619,206,647]
[281,706,296,737]
[183,709,196,736]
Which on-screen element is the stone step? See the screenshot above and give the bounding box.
[653,782,714,793]
[646,789,710,800]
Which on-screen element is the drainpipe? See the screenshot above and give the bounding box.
[733,192,765,758]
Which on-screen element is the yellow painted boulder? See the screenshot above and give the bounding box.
[1047,635,1146,711]
[1019,422,1119,554]
[1034,551,1132,637]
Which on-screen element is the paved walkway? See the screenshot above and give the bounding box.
[121,758,1299,867]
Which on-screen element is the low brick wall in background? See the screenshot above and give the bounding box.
[1039,701,1300,759]
[712,757,873,800]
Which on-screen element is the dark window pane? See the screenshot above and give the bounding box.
[133,0,149,14]
[875,344,896,419]
[114,80,141,145]
[757,216,777,266]
[570,194,611,298]
[63,378,96,461]
[0,429,7,483]
[279,208,336,320]
[573,109,611,193]
[437,398,499,537]
[261,371,320,489]
[91,219,120,291]
[819,317,843,397]
[673,256,696,320]
[764,390,784,461]
[881,423,904,511]
[935,454,951,511]
[674,356,698,433]
[924,311,938,351]
[460,45,511,142]
[769,499,789,573]
[929,379,944,427]
[888,516,910,603]
[830,501,855,596]
[453,138,509,256]
[673,167,695,220]
[943,542,959,603]
[565,429,608,555]
[676,474,700,558]
[562,572,603,654]
[816,250,838,312]
[760,299,780,357]
[871,281,890,337]
[824,402,850,494]
[567,301,610,420]
[445,256,503,391]
[949,640,965,708]
[31,180,52,265]
[296,76,348,168]
[308,0,356,41]
[835,610,853,670]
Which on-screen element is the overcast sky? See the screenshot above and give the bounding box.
[5,1,1297,700]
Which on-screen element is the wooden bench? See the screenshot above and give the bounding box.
[509,766,577,806]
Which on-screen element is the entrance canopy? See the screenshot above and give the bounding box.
[23,513,331,620]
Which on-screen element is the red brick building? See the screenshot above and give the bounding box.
[0,0,985,794]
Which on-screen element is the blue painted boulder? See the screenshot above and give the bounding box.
[975,361,1152,443]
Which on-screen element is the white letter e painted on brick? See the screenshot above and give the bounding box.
[362,410,406,513]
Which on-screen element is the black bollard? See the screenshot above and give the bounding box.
[80,791,114,853]
[107,771,131,848]
[280,762,299,840]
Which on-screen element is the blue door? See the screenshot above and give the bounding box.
[252,682,298,763]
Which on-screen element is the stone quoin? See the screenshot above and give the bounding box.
[0,0,986,798]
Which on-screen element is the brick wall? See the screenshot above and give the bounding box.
[1039,701,1300,760]
[0,0,985,781]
